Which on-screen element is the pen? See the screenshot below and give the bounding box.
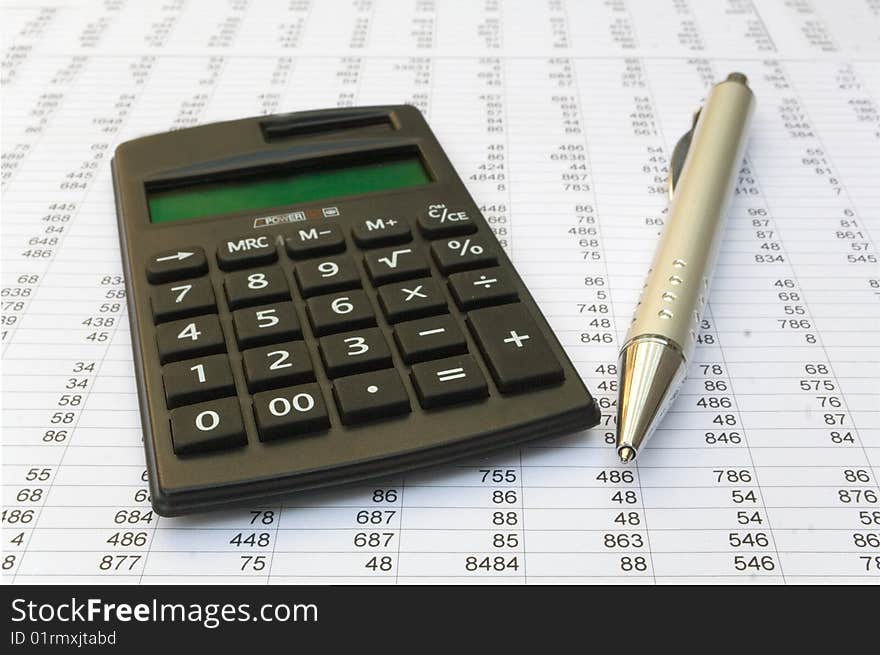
[615,72,756,463]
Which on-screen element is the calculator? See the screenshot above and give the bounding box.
[111,105,599,515]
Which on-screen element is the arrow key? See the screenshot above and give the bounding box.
[147,247,207,284]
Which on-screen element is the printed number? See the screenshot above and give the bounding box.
[318,261,339,278]
[248,273,268,289]
[269,393,315,416]
[256,309,279,328]
[177,323,201,341]
[365,556,393,571]
[171,284,191,303]
[345,336,369,356]
[620,556,647,572]
[267,350,292,370]
[331,297,354,314]
[240,555,267,571]
[190,363,206,383]
[195,410,219,431]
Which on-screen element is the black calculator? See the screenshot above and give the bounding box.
[112,105,599,515]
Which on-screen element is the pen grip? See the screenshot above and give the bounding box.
[625,78,755,361]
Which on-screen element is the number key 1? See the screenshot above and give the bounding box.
[162,354,236,408]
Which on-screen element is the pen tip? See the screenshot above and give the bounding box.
[618,447,636,464]
[726,72,748,85]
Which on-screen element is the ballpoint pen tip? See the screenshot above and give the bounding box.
[618,447,636,464]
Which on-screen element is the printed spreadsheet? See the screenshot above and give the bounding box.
[2,0,879,584]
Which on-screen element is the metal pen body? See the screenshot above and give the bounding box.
[615,73,756,462]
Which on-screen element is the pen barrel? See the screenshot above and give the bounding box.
[625,76,755,361]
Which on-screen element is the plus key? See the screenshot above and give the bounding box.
[466,304,564,393]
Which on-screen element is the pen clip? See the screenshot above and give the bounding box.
[668,107,701,201]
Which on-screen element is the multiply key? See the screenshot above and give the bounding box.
[377,277,447,323]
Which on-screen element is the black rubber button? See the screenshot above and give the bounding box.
[319,327,392,378]
[352,217,412,248]
[242,341,315,393]
[295,254,361,298]
[217,234,278,271]
[393,315,468,364]
[146,247,207,284]
[232,301,302,349]
[162,353,236,409]
[333,369,411,425]
[252,383,330,441]
[156,315,225,364]
[151,277,216,324]
[410,354,488,409]
[377,277,447,323]
[285,223,345,259]
[306,290,376,336]
[170,397,247,455]
[225,266,290,310]
[467,304,564,393]
[448,267,518,311]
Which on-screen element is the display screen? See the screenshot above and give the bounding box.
[148,155,431,223]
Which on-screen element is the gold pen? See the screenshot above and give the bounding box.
[615,72,756,463]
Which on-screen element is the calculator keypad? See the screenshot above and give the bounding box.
[147,216,566,455]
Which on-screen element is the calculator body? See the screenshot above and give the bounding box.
[112,105,599,515]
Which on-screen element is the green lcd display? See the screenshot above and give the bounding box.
[148,155,430,223]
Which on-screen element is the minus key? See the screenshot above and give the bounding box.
[393,315,468,364]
